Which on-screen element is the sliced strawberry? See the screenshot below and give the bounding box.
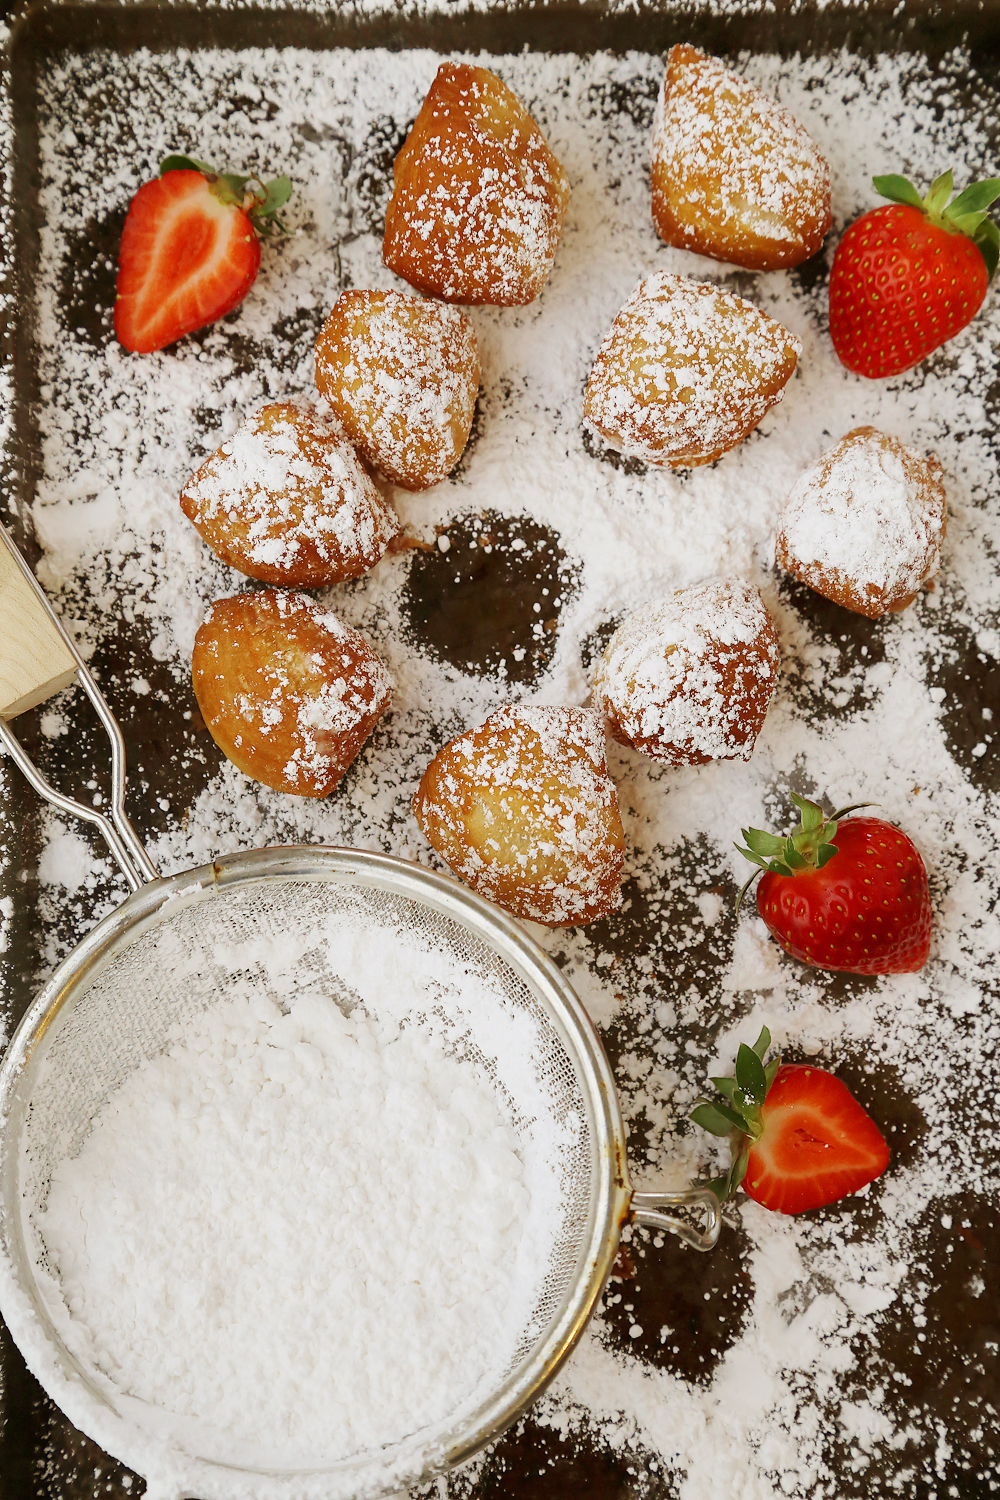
[691,1028,890,1215]
[742,1063,891,1214]
[114,156,291,354]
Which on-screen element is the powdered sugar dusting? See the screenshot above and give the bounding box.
[383,62,571,306]
[180,398,400,584]
[584,271,801,466]
[3,30,999,1500]
[415,705,625,926]
[592,579,780,764]
[652,44,831,266]
[775,425,947,617]
[315,289,480,489]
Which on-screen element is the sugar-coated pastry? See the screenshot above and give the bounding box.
[651,44,831,271]
[584,272,801,468]
[314,290,479,491]
[383,62,571,306]
[180,401,399,587]
[775,426,947,617]
[591,579,780,765]
[413,706,625,926]
[192,590,392,797]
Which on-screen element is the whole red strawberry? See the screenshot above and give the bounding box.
[115,155,292,353]
[691,1027,890,1215]
[736,793,932,975]
[829,169,1000,378]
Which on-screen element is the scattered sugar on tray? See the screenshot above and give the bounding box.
[11,33,1000,1500]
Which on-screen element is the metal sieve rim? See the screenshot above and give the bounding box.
[0,845,632,1500]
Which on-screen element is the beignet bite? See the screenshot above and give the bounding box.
[584,272,801,467]
[180,401,399,587]
[383,62,570,306]
[315,290,480,491]
[775,426,947,617]
[192,590,392,797]
[413,705,626,926]
[651,44,831,271]
[591,579,780,765]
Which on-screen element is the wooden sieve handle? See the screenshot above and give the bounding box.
[0,526,79,718]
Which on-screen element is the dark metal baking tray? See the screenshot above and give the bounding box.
[1,1,998,1497]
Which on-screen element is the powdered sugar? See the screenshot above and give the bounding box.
[180,398,400,584]
[315,290,480,489]
[591,579,780,764]
[383,62,571,306]
[39,981,532,1465]
[415,704,625,925]
[651,44,831,266]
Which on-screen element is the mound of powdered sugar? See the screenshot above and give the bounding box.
[35,933,553,1470]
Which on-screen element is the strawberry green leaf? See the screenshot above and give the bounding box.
[704,1173,731,1202]
[710,1076,740,1103]
[945,177,1000,218]
[734,844,769,873]
[160,153,215,176]
[736,1043,767,1104]
[948,210,989,237]
[728,1139,752,1198]
[872,173,924,210]
[218,171,252,198]
[783,840,807,870]
[973,218,1000,281]
[816,842,839,868]
[750,1025,772,1060]
[925,169,954,217]
[258,175,293,216]
[741,827,788,859]
[764,1057,782,1092]
[691,1101,742,1137]
[789,793,824,833]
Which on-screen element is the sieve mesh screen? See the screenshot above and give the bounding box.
[11,865,605,1473]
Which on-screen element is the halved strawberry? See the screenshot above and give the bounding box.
[114,155,291,354]
[691,1027,890,1215]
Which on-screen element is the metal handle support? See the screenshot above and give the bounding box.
[630,1187,723,1252]
[0,524,158,890]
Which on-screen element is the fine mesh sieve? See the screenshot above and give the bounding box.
[0,526,720,1500]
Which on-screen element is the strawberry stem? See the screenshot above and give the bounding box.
[158,154,293,237]
[872,170,1000,281]
[691,1026,776,1204]
[733,794,874,916]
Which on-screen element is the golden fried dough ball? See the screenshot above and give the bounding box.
[775,426,947,617]
[584,272,801,467]
[591,579,780,765]
[383,62,570,306]
[315,290,480,491]
[180,401,399,588]
[192,590,392,797]
[413,706,625,926]
[651,44,831,271]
